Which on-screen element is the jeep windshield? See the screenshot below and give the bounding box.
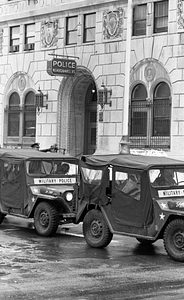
[26,159,78,176]
[149,168,184,187]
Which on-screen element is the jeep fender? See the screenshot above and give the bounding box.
[76,203,113,234]
[28,196,70,218]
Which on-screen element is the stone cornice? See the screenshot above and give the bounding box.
[0,0,125,23]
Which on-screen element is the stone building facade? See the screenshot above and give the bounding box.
[0,0,184,159]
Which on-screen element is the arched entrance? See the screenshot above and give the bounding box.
[58,68,97,156]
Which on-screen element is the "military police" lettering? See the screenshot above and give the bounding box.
[34,178,76,184]
[158,189,184,198]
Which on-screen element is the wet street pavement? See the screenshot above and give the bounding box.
[0,216,184,300]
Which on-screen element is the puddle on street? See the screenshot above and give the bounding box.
[0,217,116,283]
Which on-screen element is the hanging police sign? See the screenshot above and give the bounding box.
[47,58,76,77]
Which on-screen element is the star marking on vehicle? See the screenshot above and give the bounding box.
[159,212,165,220]
[31,197,36,202]
[160,202,168,209]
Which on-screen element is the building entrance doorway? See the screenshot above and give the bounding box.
[84,81,97,154]
[59,69,97,156]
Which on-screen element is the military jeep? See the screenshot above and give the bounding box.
[77,154,184,262]
[0,149,78,236]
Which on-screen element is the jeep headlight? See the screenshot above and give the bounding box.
[30,186,40,195]
[65,192,73,202]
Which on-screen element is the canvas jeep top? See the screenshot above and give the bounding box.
[0,148,79,236]
[77,153,184,262]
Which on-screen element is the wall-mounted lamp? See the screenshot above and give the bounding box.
[35,87,48,115]
[97,81,112,109]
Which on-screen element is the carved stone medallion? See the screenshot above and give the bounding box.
[18,75,26,91]
[144,64,156,82]
[103,8,124,40]
[41,19,58,48]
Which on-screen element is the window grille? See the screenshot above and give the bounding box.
[23,92,36,137]
[129,82,171,149]
[8,93,20,137]
[6,91,36,146]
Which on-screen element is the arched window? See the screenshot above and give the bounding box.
[130,84,147,136]
[153,82,171,136]
[8,92,20,136]
[6,90,36,147]
[129,81,171,149]
[23,92,36,137]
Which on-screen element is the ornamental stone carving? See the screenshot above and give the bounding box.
[177,0,184,30]
[18,75,26,91]
[103,8,124,40]
[144,64,156,82]
[0,28,3,54]
[41,19,58,48]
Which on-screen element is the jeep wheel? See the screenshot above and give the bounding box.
[34,202,59,237]
[83,209,113,248]
[163,219,184,262]
[0,212,6,224]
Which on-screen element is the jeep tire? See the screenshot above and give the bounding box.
[164,219,184,262]
[34,202,59,237]
[83,209,113,248]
